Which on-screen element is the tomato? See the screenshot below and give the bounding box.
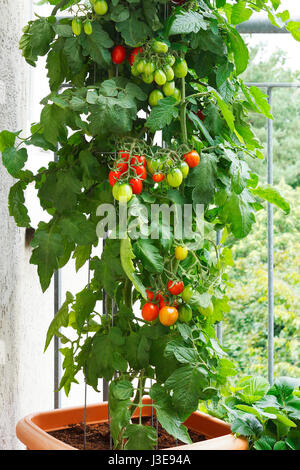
[131,63,140,76]
[181,285,193,303]
[173,58,188,78]
[159,306,178,326]
[84,21,93,36]
[147,158,163,174]
[175,245,188,261]
[117,183,133,203]
[153,173,165,183]
[136,59,147,74]
[132,165,147,181]
[149,90,164,107]
[167,168,183,187]
[144,61,155,75]
[198,301,214,317]
[154,69,167,86]
[172,88,181,104]
[130,155,146,166]
[109,170,121,187]
[112,45,126,64]
[129,178,143,194]
[152,40,168,53]
[72,18,82,36]
[196,109,205,121]
[142,73,154,84]
[162,81,175,97]
[146,289,154,301]
[183,150,200,168]
[119,151,130,162]
[94,0,108,15]
[179,161,189,178]
[166,54,175,66]
[142,302,159,321]
[159,296,167,310]
[114,161,127,174]
[129,47,142,66]
[178,305,193,323]
[168,280,184,295]
[112,182,121,200]
[164,65,174,81]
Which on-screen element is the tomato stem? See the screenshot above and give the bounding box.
[180,77,188,144]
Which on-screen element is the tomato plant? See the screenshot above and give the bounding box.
[2,0,294,453]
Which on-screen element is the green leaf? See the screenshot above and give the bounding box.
[92,239,125,297]
[2,147,27,177]
[227,28,249,76]
[286,21,300,42]
[146,97,179,132]
[80,22,113,67]
[73,245,92,272]
[124,424,157,450]
[63,37,84,75]
[38,169,82,213]
[249,86,273,119]
[209,88,235,132]
[237,376,270,404]
[30,224,65,292]
[8,181,31,227]
[169,11,207,36]
[186,153,217,204]
[44,291,73,351]
[219,191,256,239]
[116,10,152,47]
[111,380,133,400]
[231,413,263,438]
[250,185,290,214]
[40,104,67,146]
[73,287,97,329]
[133,239,164,273]
[231,2,253,25]
[58,213,97,245]
[254,435,276,450]
[0,130,19,152]
[268,377,300,404]
[120,236,147,299]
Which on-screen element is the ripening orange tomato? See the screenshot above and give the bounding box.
[159,306,178,326]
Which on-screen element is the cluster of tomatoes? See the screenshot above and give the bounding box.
[71,1,108,36]
[142,279,194,326]
[128,40,188,107]
[109,151,147,202]
[147,149,200,188]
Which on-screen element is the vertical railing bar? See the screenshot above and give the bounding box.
[267,87,274,385]
[216,230,222,343]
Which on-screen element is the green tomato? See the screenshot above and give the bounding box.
[173,58,188,78]
[172,88,181,104]
[167,168,183,187]
[166,54,175,66]
[84,21,93,35]
[112,182,121,200]
[152,40,168,53]
[136,59,146,74]
[154,69,167,86]
[149,89,164,107]
[178,305,193,323]
[147,158,163,174]
[142,73,154,84]
[131,64,140,76]
[181,285,193,303]
[198,301,214,317]
[144,61,155,75]
[118,184,133,203]
[162,81,175,97]
[179,161,189,178]
[94,0,108,15]
[164,65,174,81]
[72,18,82,36]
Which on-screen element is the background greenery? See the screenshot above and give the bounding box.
[224,43,300,378]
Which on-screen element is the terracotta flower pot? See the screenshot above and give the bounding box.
[16,397,248,450]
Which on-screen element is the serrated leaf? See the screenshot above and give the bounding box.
[44,291,73,351]
[133,239,164,273]
[8,181,31,227]
[124,424,157,450]
[146,97,179,132]
[2,147,27,177]
[250,185,290,214]
[169,11,207,36]
[227,28,249,76]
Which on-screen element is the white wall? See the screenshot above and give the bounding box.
[0,0,54,450]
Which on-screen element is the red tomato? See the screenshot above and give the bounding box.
[112,45,126,65]
[130,155,146,166]
[142,302,159,322]
[129,47,143,66]
[109,170,121,187]
[168,280,184,295]
[119,151,130,162]
[183,150,200,168]
[196,109,205,121]
[132,165,147,181]
[129,178,143,194]
[146,289,154,301]
[114,161,128,174]
[153,173,165,183]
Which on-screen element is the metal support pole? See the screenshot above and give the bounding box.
[267,87,274,385]
[54,269,61,408]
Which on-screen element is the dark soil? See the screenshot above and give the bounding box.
[48,416,206,450]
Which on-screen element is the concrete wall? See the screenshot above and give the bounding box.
[0,0,54,449]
